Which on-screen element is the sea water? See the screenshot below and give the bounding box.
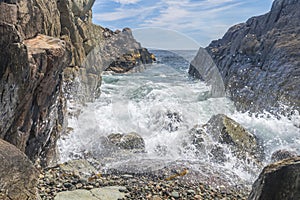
[58,50,300,186]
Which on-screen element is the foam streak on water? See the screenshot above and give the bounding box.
[58,50,299,186]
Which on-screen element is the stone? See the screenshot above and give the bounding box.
[248,156,300,200]
[171,191,180,198]
[54,186,127,200]
[107,132,145,152]
[59,159,97,179]
[206,114,264,162]
[271,149,297,162]
[189,0,300,114]
[54,189,98,200]
[0,139,38,200]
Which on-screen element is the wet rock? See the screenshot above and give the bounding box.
[0,139,38,200]
[107,132,145,152]
[206,114,264,162]
[210,145,227,163]
[190,0,300,114]
[271,149,297,162]
[248,156,300,200]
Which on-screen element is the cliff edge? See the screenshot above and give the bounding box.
[190,0,300,114]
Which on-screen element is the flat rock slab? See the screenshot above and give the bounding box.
[54,186,127,200]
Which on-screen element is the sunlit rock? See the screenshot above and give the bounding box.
[206,114,264,162]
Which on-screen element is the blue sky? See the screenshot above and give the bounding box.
[92,0,274,49]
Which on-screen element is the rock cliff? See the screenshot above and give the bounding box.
[190,0,300,114]
[0,0,71,166]
[0,0,154,166]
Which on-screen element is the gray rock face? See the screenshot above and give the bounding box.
[0,139,38,200]
[206,114,264,162]
[248,156,300,200]
[190,0,300,114]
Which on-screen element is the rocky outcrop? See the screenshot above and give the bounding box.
[0,0,71,166]
[184,114,264,172]
[0,139,38,200]
[206,114,264,162]
[60,1,155,102]
[0,0,154,166]
[190,0,300,113]
[248,156,300,200]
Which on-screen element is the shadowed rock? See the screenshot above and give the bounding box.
[248,156,300,200]
[0,139,38,200]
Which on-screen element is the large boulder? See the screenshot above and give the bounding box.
[206,114,264,162]
[248,156,300,200]
[0,139,38,200]
[107,132,145,152]
[190,0,300,114]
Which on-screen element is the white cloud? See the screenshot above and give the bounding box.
[93,0,272,46]
[112,0,140,4]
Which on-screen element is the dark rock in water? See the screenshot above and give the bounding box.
[107,48,155,73]
[0,139,38,200]
[271,149,297,162]
[190,0,300,113]
[210,145,227,163]
[107,132,145,152]
[206,114,264,163]
[248,156,300,200]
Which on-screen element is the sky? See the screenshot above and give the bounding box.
[92,0,274,49]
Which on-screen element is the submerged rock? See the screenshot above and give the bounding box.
[248,156,300,200]
[107,132,145,152]
[0,139,38,200]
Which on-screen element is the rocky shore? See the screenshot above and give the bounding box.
[37,159,249,200]
[1,0,299,199]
